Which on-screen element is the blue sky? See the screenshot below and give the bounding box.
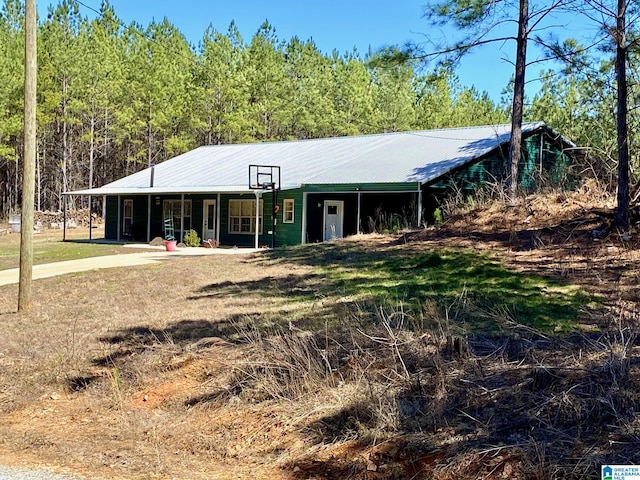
[38,0,576,103]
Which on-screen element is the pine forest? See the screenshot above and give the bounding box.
[0,0,637,214]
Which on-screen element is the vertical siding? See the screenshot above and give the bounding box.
[428,131,572,192]
[104,195,148,241]
[274,189,304,247]
[132,196,148,241]
[105,196,118,240]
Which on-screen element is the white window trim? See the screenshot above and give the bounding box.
[122,199,133,237]
[228,199,263,235]
[283,199,294,223]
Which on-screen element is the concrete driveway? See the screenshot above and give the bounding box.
[0,246,261,287]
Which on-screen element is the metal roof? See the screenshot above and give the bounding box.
[69,122,569,195]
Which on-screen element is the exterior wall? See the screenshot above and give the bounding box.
[273,189,304,246]
[302,183,418,193]
[214,191,304,247]
[150,194,205,241]
[219,193,267,247]
[304,185,420,242]
[428,131,573,192]
[105,196,118,240]
[306,193,359,243]
[104,195,148,241]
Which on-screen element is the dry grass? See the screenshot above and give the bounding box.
[0,191,639,479]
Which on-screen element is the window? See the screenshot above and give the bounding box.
[229,199,263,234]
[283,199,294,223]
[123,199,133,236]
[163,199,192,238]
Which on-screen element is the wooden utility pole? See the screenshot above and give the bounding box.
[18,0,37,312]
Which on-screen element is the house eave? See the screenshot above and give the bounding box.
[65,184,301,196]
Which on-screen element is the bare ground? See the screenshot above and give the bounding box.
[0,189,639,479]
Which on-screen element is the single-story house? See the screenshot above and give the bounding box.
[68,122,577,248]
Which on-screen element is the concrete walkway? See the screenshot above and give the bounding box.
[0,246,261,287]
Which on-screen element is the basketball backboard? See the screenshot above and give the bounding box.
[249,165,281,191]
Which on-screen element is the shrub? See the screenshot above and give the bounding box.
[183,229,200,247]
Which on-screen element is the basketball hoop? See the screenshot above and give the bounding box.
[249,165,281,249]
[249,165,280,191]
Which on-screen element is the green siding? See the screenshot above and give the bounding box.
[429,132,572,192]
[274,189,304,246]
[105,196,118,240]
[132,196,148,240]
[301,182,419,193]
[104,195,148,241]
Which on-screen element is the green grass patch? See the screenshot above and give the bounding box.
[267,243,596,335]
[0,241,127,271]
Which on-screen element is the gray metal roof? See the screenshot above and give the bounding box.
[70,122,569,195]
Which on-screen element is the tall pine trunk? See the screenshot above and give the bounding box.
[615,0,629,230]
[508,0,528,200]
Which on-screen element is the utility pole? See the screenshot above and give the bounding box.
[18,0,37,312]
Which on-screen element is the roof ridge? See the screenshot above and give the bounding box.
[196,122,548,149]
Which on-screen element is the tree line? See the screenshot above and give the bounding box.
[0,0,636,215]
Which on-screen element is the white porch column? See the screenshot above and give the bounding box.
[254,190,261,249]
[417,186,423,228]
[180,194,185,242]
[356,190,362,234]
[216,193,221,243]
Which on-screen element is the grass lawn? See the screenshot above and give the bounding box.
[0,226,132,271]
[0,229,629,480]
[264,240,597,334]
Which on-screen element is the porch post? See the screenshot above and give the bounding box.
[301,192,307,244]
[89,194,92,241]
[539,133,544,174]
[254,190,261,249]
[356,190,362,234]
[63,195,67,242]
[216,193,221,243]
[180,194,185,242]
[116,195,121,242]
[147,194,151,242]
[417,185,423,228]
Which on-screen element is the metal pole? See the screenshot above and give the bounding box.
[356,190,361,234]
[63,198,67,241]
[89,194,92,241]
[216,193,221,245]
[271,185,277,248]
[180,194,185,242]
[417,186,423,228]
[254,191,260,249]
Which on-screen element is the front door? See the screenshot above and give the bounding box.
[202,200,217,241]
[323,200,344,241]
